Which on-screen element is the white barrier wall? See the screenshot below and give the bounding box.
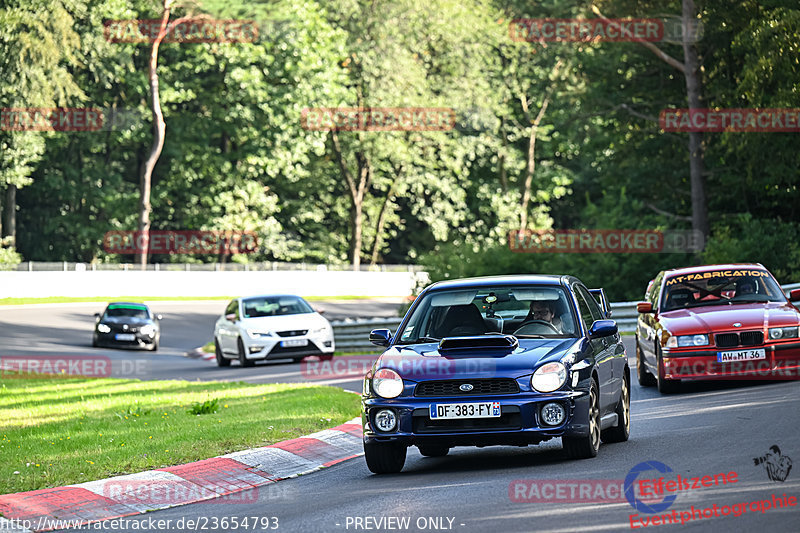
[0,270,423,299]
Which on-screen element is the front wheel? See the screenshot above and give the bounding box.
[238,338,255,367]
[563,380,600,459]
[215,339,230,367]
[364,442,407,474]
[657,351,679,394]
[601,373,630,443]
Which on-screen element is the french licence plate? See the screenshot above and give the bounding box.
[429,402,501,420]
[717,348,766,363]
[115,333,135,341]
[280,339,308,348]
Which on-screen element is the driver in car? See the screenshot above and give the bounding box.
[736,279,757,296]
[529,300,563,333]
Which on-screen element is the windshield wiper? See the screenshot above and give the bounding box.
[396,336,440,345]
[515,334,545,339]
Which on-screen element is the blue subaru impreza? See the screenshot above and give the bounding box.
[361,275,630,473]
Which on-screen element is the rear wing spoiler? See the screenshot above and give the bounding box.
[589,288,612,318]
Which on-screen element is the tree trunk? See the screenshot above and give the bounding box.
[519,95,550,230]
[681,0,709,238]
[3,184,16,245]
[330,132,370,270]
[135,3,171,269]
[369,167,402,265]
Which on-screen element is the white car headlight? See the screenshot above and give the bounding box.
[768,326,799,340]
[97,323,111,333]
[372,368,404,398]
[666,334,709,348]
[140,324,156,337]
[531,362,567,393]
[246,329,272,338]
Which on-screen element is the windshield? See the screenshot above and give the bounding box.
[661,269,785,311]
[396,285,578,344]
[104,305,149,319]
[241,296,314,318]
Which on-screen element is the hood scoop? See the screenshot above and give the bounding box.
[438,334,519,354]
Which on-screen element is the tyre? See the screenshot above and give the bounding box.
[601,373,630,443]
[215,339,230,367]
[656,350,679,394]
[636,341,656,387]
[319,354,334,362]
[364,442,407,474]
[92,335,98,348]
[238,337,254,367]
[563,379,600,459]
[417,445,449,457]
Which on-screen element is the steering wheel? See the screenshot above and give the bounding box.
[513,319,559,335]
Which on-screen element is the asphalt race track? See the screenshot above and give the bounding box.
[2,301,798,532]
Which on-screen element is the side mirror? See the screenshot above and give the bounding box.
[94,312,101,319]
[369,329,392,347]
[315,307,326,315]
[225,313,236,322]
[589,320,618,339]
[156,314,163,321]
[789,289,800,302]
[637,302,654,313]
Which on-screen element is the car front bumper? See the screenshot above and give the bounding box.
[662,341,800,380]
[361,389,590,448]
[95,331,157,349]
[242,334,335,360]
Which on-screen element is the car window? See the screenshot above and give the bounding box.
[661,269,785,311]
[647,272,663,306]
[104,305,149,319]
[575,286,602,329]
[241,296,314,317]
[397,285,578,343]
[225,299,239,318]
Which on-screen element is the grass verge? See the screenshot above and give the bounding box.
[0,375,360,494]
[0,295,383,306]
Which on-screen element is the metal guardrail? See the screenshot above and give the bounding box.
[332,282,800,352]
[4,261,424,272]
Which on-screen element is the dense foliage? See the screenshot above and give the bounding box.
[1,0,797,299]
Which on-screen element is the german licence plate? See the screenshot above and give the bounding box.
[280,339,308,348]
[717,348,766,363]
[115,333,135,341]
[429,402,501,420]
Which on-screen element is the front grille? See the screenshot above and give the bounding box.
[415,378,519,397]
[412,407,521,433]
[715,331,763,348]
[740,331,763,346]
[715,333,739,347]
[276,330,308,337]
[268,344,321,355]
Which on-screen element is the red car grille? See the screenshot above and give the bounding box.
[715,331,763,348]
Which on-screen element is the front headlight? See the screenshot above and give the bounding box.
[140,324,156,337]
[531,362,567,393]
[246,329,271,338]
[97,323,111,333]
[666,334,709,348]
[372,368,404,398]
[768,326,800,340]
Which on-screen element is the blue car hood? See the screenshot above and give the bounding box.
[376,338,582,381]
